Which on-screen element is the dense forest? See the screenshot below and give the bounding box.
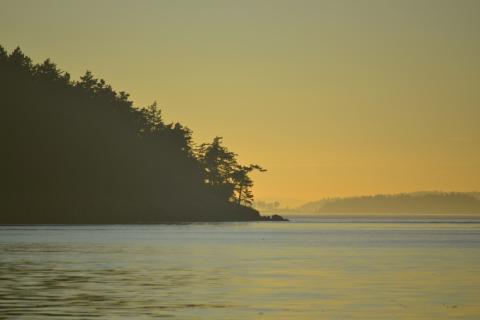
[0,46,286,223]
[297,192,480,214]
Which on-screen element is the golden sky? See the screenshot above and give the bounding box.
[1,0,479,205]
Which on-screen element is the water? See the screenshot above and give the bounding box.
[1,217,480,319]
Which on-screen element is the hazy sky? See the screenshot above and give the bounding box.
[1,0,479,205]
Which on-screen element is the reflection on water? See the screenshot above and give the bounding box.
[1,218,480,319]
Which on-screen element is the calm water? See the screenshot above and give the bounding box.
[1,217,480,319]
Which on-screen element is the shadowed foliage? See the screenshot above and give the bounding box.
[0,46,285,223]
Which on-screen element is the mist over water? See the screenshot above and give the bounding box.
[1,218,480,319]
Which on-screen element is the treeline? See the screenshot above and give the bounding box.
[0,46,283,223]
[299,192,480,214]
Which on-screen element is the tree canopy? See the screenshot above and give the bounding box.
[0,45,284,223]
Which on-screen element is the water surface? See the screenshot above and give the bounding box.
[1,217,479,319]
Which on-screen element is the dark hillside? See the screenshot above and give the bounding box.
[0,46,284,223]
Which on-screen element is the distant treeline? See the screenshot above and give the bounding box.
[255,200,282,212]
[298,192,480,214]
[0,46,284,223]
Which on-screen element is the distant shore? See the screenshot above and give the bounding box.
[257,192,480,216]
[278,214,480,223]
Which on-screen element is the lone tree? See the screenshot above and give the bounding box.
[196,137,266,205]
[231,164,266,205]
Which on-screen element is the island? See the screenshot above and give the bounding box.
[0,46,287,223]
[294,192,480,215]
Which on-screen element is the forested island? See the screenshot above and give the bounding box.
[0,46,286,223]
[296,192,480,215]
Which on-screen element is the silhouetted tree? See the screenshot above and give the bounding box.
[0,46,284,223]
[196,137,266,205]
[231,164,266,205]
[197,137,237,201]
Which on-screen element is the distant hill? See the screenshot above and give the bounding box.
[297,192,480,215]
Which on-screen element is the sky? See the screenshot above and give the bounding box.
[1,0,479,206]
